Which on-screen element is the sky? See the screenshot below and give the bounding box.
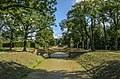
[53,0,74,38]
[53,0,81,38]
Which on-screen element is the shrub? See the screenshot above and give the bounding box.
[30,42,35,48]
[14,42,23,47]
[2,41,35,48]
[2,43,10,47]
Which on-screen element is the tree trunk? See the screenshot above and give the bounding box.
[91,19,95,51]
[23,25,28,51]
[115,37,118,50]
[81,34,84,49]
[77,42,79,48]
[87,37,90,50]
[103,21,107,50]
[10,30,13,50]
[23,38,27,51]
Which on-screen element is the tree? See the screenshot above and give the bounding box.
[0,13,20,50]
[0,0,57,51]
[35,27,56,47]
[60,0,120,51]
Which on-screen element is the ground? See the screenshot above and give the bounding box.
[26,52,92,79]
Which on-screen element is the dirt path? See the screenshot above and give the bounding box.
[26,53,91,79]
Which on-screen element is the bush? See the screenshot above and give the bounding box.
[30,42,35,48]
[14,42,23,47]
[2,43,10,47]
[26,42,30,48]
[2,41,35,48]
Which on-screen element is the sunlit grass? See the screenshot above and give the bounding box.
[0,52,44,79]
[76,52,120,78]
[0,52,44,68]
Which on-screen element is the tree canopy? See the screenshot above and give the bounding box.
[0,0,57,51]
[60,0,120,50]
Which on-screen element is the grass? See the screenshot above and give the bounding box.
[0,52,44,79]
[112,50,120,53]
[0,47,35,52]
[76,52,120,79]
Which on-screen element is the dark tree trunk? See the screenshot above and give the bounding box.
[115,37,118,50]
[91,19,95,51]
[81,34,84,49]
[77,42,79,48]
[87,37,90,50]
[103,21,107,50]
[23,25,29,51]
[10,30,13,50]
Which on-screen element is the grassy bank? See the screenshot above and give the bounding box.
[76,52,120,79]
[0,52,44,79]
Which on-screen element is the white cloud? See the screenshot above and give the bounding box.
[75,0,81,3]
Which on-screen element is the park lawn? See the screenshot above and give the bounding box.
[0,52,44,79]
[76,51,120,79]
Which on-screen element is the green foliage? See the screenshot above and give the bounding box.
[30,42,35,48]
[35,27,56,47]
[2,43,11,47]
[60,0,120,50]
[0,0,57,51]
[14,42,24,47]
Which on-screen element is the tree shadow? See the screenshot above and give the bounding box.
[0,61,33,79]
[84,60,120,79]
[0,60,92,79]
[27,69,92,79]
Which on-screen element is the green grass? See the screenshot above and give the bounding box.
[0,47,35,52]
[112,50,120,53]
[76,52,120,79]
[0,52,44,79]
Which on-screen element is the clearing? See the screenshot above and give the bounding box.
[26,52,91,79]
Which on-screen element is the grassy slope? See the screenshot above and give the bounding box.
[0,52,44,79]
[76,52,120,79]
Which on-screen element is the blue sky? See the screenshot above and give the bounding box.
[53,0,74,38]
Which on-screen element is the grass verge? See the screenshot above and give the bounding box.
[76,52,120,79]
[0,52,44,79]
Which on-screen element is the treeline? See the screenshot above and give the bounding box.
[0,0,57,51]
[60,0,120,50]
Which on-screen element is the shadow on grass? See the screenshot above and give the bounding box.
[0,61,33,79]
[0,61,92,79]
[27,69,91,79]
[82,60,120,79]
